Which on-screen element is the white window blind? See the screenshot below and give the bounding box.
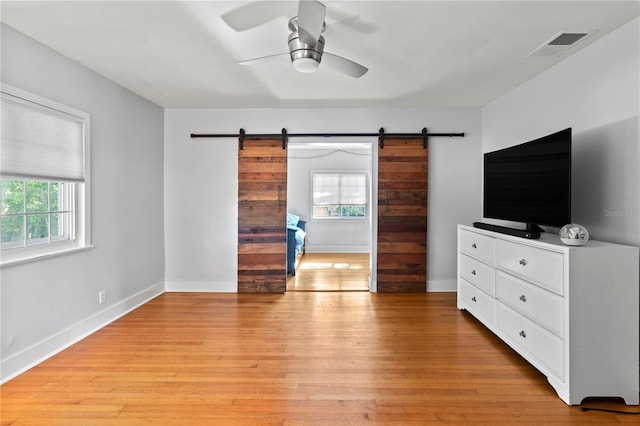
[313,173,341,205]
[313,173,367,205]
[312,172,368,219]
[339,174,366,204]
[1,92,85,181]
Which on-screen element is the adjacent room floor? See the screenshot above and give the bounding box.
[287,252,370,292]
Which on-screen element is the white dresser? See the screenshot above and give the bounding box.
[457,224,639,405]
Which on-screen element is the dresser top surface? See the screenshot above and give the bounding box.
[459,224,638,253]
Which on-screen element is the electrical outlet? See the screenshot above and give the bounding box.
[98,290,107,304]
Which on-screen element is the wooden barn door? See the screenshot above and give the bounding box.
[238,139,287,293]
[377,138,428,292]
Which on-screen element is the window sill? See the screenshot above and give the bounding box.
[1,244,94,269]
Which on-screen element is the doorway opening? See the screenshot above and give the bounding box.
[286,140,375,292]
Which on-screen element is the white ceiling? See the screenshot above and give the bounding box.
[1,1,638,108]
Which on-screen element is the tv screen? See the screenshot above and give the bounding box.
[483,128,571,229]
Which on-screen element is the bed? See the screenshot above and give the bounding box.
[287,213,307,276]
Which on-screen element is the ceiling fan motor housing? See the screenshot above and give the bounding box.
[288,32,325,72]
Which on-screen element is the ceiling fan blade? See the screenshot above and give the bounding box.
[325,7,378,35]
[221,2,287,32]
[239,53,289,66]
[297,0,326,45]
[322,52,368,78]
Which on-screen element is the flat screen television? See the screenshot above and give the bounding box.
[483,128,571,233]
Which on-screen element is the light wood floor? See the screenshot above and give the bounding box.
[1,292,637,425]
[287,253,370,292]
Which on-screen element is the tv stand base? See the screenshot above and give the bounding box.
[473,222,541,239]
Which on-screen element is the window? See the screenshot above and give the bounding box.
[2,179,74,249]
[312,172,368,219]
[1,85,90,265]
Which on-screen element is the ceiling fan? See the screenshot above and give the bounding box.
[228,0,368,78]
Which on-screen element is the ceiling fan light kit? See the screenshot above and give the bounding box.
[292,56,321,73]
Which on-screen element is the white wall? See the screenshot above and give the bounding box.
[482,17,640,246]
[0,24,165,383]
[164,108,482,292]
[288,144,371,253]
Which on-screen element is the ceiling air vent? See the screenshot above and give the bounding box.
[527,31,592,57]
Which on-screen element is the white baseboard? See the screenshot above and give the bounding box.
[1,281,165,384]
[164,280,237,292]
[427,279,457,292]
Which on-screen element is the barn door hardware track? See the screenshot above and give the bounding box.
[191,128,464,150]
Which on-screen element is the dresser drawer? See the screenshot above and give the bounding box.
[459,253,495,296]
[459,278,496,324]
[459,229,495,264]
[495,240,564,295]
[497,304,564,379]
[496,271,564,337]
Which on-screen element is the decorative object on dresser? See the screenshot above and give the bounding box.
[457,224,639,406]
[559,223,589,246]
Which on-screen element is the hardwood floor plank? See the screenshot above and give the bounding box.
[1,292,636,425]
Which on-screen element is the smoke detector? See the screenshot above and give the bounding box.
[527,31,594,57]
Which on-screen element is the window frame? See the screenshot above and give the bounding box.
[311,170,369,221]
[1,84,91,267]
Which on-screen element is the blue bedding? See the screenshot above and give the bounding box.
[287,213,306,275]
[287,213,307,252]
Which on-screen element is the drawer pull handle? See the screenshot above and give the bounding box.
[471,296,477,302]
[519,295,527,302]
[519,330,527,338]
[471,269,477,275]
[519,258,528,266]
[472,243,477,249]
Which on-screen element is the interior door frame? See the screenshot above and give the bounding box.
[370,140,379,292]
[287,139,378,293]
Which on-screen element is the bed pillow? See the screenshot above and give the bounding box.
[287,212,300,228]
